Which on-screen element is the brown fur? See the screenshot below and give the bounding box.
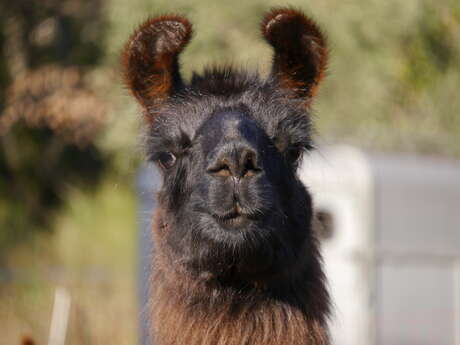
[262,8,328,105]
[121,15,192,122]
[151,278,329,345]
[150,209,330,345]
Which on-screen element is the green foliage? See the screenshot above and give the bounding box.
[0,0,106,68]
[0,0,110,257]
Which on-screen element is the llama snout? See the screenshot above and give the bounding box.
[207,143,261,180]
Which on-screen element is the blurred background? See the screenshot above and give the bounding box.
[0,0,459,344]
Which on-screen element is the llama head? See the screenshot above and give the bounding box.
[123,8,328,282]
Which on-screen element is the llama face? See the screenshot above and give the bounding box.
[144,75,319,279]
[122,9,328,279]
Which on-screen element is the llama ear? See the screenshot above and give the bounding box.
[122,15,192,111]
[262,8,328,104]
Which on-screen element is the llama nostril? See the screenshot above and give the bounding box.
[207,159,232,177]
[208,145,261,179]
[241,151,260,178]
[214,166,232,177]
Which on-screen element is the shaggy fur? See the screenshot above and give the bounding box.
[122,7,331,345]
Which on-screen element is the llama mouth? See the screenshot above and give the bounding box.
[211,205,255,227]
[213,211,246,225]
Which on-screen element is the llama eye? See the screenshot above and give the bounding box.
[157,152,176,169]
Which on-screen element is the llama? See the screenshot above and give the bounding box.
[122,8,331,345]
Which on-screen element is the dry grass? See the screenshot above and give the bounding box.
[0,181,138,345]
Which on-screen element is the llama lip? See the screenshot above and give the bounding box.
[212,205,253,227]
[213,209,244,221]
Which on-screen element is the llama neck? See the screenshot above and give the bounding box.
[150,254,330,345]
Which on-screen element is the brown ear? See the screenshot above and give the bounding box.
[262,8,328,104]
[122,15,192,111]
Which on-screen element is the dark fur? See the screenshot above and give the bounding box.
[122,7,331,345]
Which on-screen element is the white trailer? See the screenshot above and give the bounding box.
[299,145,460,345]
